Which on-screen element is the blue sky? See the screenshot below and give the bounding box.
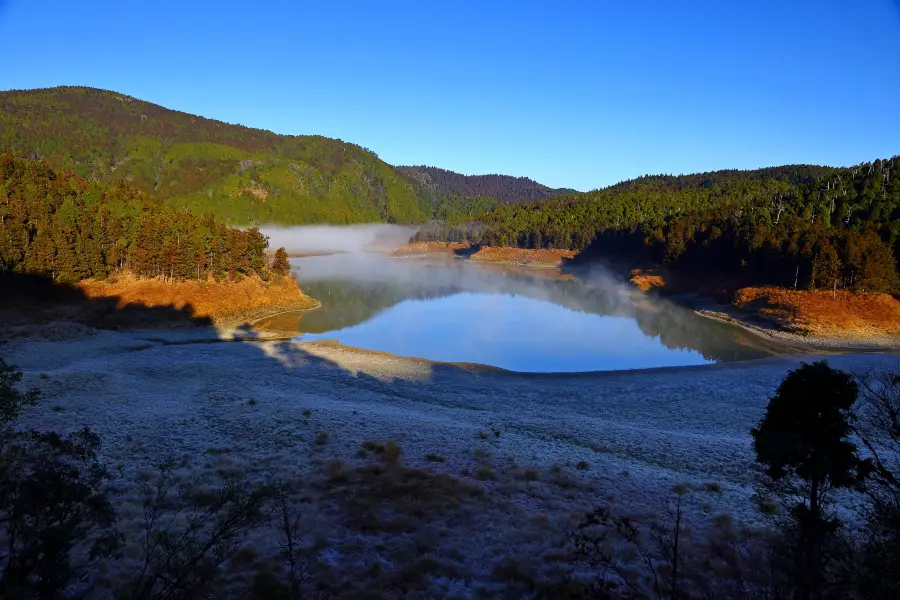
[1,1,898,191]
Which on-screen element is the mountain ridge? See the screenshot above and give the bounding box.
[0,86,567,225]
[396,165,577,204]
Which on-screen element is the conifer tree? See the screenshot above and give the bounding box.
[271,247,291,276]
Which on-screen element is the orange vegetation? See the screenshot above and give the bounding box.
[734,286,900,339]
[469,246,575,266]
[391,241,472,256]
[77,274,318,324]
[630,269,667,292]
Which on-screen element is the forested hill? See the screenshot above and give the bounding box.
[418,157,900,294]
[397,165,576,204]
[0,86,519,225]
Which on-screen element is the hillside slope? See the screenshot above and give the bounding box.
[0,87,513,225]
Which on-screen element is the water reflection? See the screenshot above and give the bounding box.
[253,253,785,372]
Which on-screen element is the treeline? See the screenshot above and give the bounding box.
[0,155,284,283]
[420,156,900,293]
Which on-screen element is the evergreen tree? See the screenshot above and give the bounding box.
[751,361,871,598]
[271,247,291,276]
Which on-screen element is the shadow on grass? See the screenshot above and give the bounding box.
[0,272,216,330]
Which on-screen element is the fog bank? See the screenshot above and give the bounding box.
[259,224,417,255]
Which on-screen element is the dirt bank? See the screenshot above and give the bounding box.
[392,243,575,267]
[469,246,576,267]
[390,241,472,256]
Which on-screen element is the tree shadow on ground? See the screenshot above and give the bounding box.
[452,242,481,257]
[0,272,216,330]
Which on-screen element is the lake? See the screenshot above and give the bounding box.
[253,252,784,372]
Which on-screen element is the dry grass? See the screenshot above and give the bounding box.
[630,268,667,291]
[77,273,318,324]
[469,246,576,266]
[734,286,900,339]
[323,462,485,534]
[233,186,268,200]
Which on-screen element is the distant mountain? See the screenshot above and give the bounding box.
[397,165,576,204]
[0,87,547,225]
[608,164,837,192]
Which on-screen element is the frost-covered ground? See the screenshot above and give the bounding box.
[2,323,899,597]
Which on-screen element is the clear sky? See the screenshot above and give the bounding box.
[1,0,898,191]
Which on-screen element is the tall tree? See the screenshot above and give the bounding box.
[270,247,291,277]
[751,361,871,598]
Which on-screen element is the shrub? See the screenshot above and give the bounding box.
[0,358,117,599]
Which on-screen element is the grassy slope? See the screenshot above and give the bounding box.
[0,87,442,225]
[733,286,900,341]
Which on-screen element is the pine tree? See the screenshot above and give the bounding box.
[271,247,291,276]
[751,361,871,597]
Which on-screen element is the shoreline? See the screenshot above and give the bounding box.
[216,296,322,328]
[691,304,900,353]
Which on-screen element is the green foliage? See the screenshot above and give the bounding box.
[270,247,291,277]
[0,155,272,282]
[397,165,575,203]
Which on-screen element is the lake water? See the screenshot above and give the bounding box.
[253,252,784,372]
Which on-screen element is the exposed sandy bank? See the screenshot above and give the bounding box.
[390,240,473,256]
[392,242,575,267]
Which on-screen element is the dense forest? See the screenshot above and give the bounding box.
[0,155,277,283]
[0,87,557,226]
[396,165,576,204]
[419,157,900,293]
